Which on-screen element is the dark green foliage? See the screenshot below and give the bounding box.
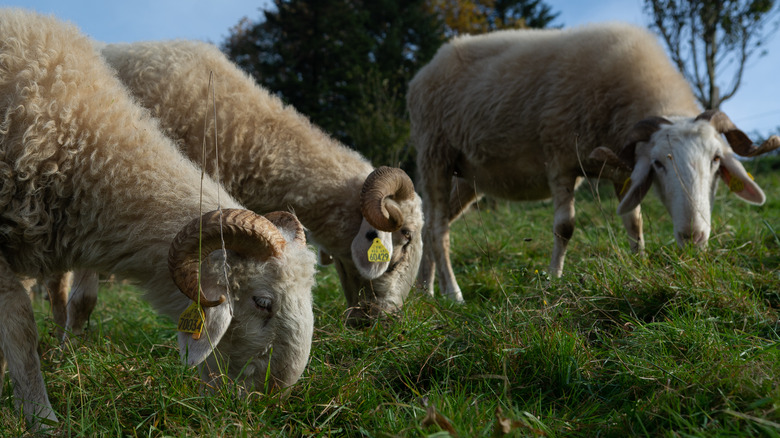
[222,0,559,171]
[492,0,560,29]
[222,0,444,171]
[430,0,560,37]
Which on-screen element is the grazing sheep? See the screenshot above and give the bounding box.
[0,9,315,428]
[408,23,779,301]
[82,39,422,326]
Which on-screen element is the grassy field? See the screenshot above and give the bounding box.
[3,157,779,437]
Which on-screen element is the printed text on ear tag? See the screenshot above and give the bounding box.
[178,302,205,340]
[367,237,390,263]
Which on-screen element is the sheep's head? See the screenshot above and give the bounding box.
[322,167,423,327]
[169,209,315,392]
[591,111,778,248]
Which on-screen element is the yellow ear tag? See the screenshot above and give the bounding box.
[747,172,754,181]
[620,177,632,197]
[178,302,205,340]
[367,237,390,263]
[728,176,745,193]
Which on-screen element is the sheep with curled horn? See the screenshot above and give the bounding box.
[407,22,778,302]
[57,39,423,331]
[0,9,315,429]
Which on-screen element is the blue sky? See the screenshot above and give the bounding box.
[548,0,780,136]
[8,0,780,135]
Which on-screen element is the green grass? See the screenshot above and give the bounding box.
[3,157,779,437]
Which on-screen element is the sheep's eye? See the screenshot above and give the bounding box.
[713,155,721,165]
[401,229,412,242]
[652,159,665,171]
[252,296,273,313]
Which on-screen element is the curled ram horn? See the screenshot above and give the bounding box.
[360,166,415,232]
[168,209,286,307]
[696,110,780,157]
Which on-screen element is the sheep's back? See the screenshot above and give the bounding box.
[0,9,110,272]
[101,40,375,245]
[0,9,235,277]
[409,23,700,169]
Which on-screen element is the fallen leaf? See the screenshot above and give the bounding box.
[422,404,457,436]
[494,406,516,435]
[494,406,547,437]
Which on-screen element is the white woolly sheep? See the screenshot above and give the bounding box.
[0,9,316,428]
[408,22,779,301]
[59,39,423,327]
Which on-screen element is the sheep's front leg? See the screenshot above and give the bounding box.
[619,207,644,253]
[46,272,71,338]
[0,256,57,428]
[63,270,99,346]
[614,182,645,254]
[549,176,578,277]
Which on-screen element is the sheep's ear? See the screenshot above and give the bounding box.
[351,218,392,280]
[617,156,654,215]
[177,304,231,366]
[719,152,765,205]
[177,272,232,366]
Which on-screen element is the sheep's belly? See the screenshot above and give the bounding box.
[464,161,551,201]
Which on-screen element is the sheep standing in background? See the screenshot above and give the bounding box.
[0,9,315,429]
[81,39,422,327]
[408,23,779,302]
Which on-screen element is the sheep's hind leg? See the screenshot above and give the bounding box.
[419,176,479,299]
[416,157,442,296]
[419,170,465,302]
[549,176,578,277]
[418,207,447,297]
[0,255,57,428]
[427,217,464,302]
[0,345,5,398]
[448,177,480,222]
[416,248,436,296]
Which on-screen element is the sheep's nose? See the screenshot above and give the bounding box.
[676,230,708,247]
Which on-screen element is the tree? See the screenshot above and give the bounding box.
[223,0,443,168]
[224,0,374,138]
[645,0,779,109]
[425,0,559,36]
[222,0,558,169]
